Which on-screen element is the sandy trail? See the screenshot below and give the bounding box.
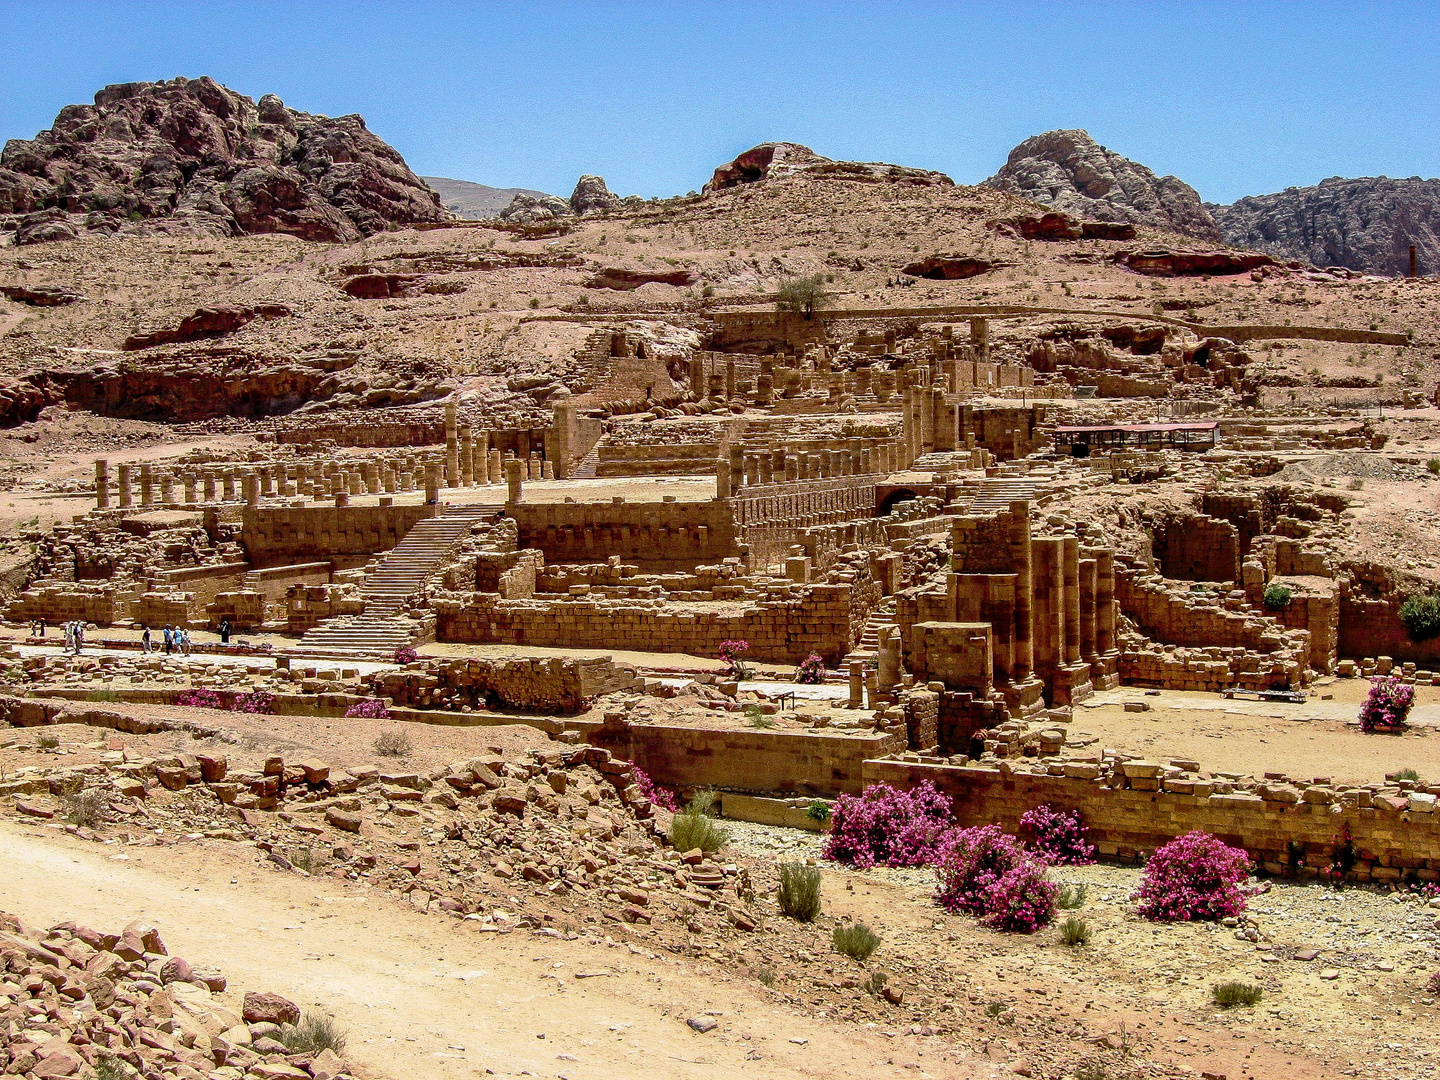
[0,819,981,1080]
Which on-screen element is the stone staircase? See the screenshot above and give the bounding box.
[961,477,1039,514]
[569,440,602,479]
[293,504,500,658]
[845,597,897,664]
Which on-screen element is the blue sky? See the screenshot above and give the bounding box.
[1,1,1436,204]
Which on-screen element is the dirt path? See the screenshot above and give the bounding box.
[0,819,984,1080]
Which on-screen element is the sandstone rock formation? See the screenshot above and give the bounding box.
[122,303,290,350]
[984,130,1220,241]
[703,142,953,193]
[0,284,84,306]
[569,174,622,215]
[1210,176,1440,277]
[991,211,1136,241]
[1115,248,1274,277]
[499,191,575,223]
[901,255,995,280]
[0,76,450,244]
[586,267,700,290]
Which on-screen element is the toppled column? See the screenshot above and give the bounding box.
[117,464,132,508]
[94,460,109,509]
[505,458,525,504]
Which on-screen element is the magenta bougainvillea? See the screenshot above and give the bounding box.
[632,765,679,813]
[345,699,391,719]
[796,653,826,684]
[821,781,954,869]
[394,645,419,666]
[230,691,275,714]
[934,824,1057,933]
[1019,804,1097,866]
[1135,830,1251,922]
[1359,675,1414,733]
[175,688,224,710]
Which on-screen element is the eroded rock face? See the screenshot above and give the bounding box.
[703,142,952,193]
[1211,177,1440,277]
[341,273,426,299]
[984,130,1220,241]
[1116,248,1274,277]
[0,284,84,306]
[499,192,574,223]
[901,256,995,280]
[570,175,621,215]
[0,76,450,244]
[122,303,290,350]
[586,267,700,290]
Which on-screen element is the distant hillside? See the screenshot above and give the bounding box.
[1210,177,1440,277]
[422,177,555,219]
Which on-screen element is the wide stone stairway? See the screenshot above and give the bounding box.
[294,504,500,658]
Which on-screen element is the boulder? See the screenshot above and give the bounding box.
[0,284,84,306]
[703,142,951,193]
[242,990,300,1026]
[569,175,621,215]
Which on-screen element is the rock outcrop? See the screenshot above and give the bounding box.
[901,256,995,280]
[122,303,290,350]
[499,192,575,224]
[570,174,622,215]
[0,284,84,306]
[984,130,1220,241]
[991,211,1136,241]
[586,267,700,290]
[703,142,952,193]
[1115,248,1275,277]
[0,76,450,244]
[1210,176,1440,277]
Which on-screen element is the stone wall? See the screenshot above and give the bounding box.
[589,715,903,796]
[863,757,1440,880]
[436,580,868,663]
[1153,513,1240,582]
[6,582,138,626]
[148,562,249,614]
[1339,594,1440,665]
[508,500,738,571]
[369,655,636,714]
[242,504,436,564]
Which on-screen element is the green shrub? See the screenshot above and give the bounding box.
[1347,477,1364,490]
[1263,582,1292,609]
[1212,981,1263,1008]
[806,800,832,824]
[1057,882,1088,909]
[1427,458,1440,476]
[671,791,730,854]
[276,1011,348,1054]
[756,966,776,987]
[1060,916,1091,947]
[862,971,888,997]
[832,920,881,961]
[1400,594,1440,640]
[95,1055,131,1080]
[776,861,822,922]
[36,733,58,750]
[1395,767,1421,781]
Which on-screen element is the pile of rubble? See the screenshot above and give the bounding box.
[0,909,360,1080]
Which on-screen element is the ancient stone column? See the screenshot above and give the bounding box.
[726,356,736,400]
[335,490,349,508]
[382,467,396,494]
[1079,556,1098,662]
[244,473,258,508]
[445,401,460,487]
[136,463,152,506]
[970,316,989,363]
[1062,535,1082,666]
[425,463,440,504]
[1030,537,1064,679]
[848,661,864,708]
[475,431,490,483]
[260,467,275,498]
[1008,501,1034,682]
[159,472,175,506]
[364,463,380,495]
[488,448,502,484]
[203,473,217,503]
[94,461,110,509]
[183,473,197,505]
[117,464,132,508]
[399,471,414,492]
[1096,550,1116,655]
[505,458,524,504]
[459,426,474,486]
[716,458,732,500]
[222,470,236,502]
[877,626,901,691]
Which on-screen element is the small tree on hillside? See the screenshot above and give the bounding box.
[776,274,832,320]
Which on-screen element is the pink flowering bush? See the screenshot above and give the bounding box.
[633,765,679,813]
[822,781,953,869]
[796,653,826,684]
[1019,804,1096,866]
[175,688,224,710]
[718,639,751,677]
[394,645,419,666]
[345,699,391,719]
[935,825,1057,933]
[230,691,275,714]
[1135,831,1251,922]
[1359,675,1413,733]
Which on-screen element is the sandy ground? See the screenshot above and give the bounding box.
[1073,684,1440,786]
[0,819,990,1080]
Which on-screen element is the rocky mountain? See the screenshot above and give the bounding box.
[983,129,1220,242]
[1210,177,1440,277]
[422,176,553,219]
[497,175,636,223]
[0,76,450,244]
